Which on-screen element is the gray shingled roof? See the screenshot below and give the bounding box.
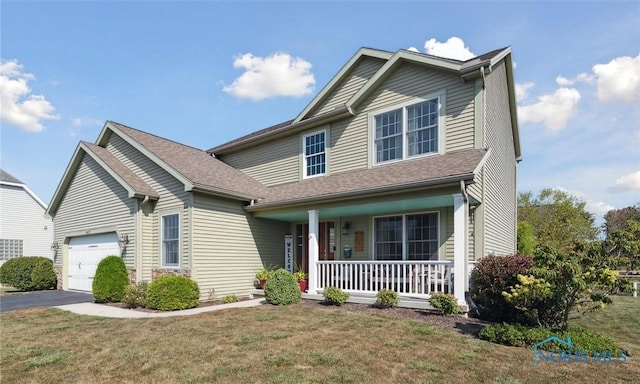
[253,148,488,208]
[0,169,24,184]
[82,142,160,199]
[110,121,267,200]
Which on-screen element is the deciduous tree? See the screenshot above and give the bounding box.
[518,189,599,251]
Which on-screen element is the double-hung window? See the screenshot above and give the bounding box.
[374,213,438,260]
[373,94,442,164]
[303,130,326,178]
[162,213,180,267]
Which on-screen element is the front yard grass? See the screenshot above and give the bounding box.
[1,296,638,384]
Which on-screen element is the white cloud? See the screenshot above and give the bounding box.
[556,76,573,86]
[592,54,640,105]
[407,46,419,53]
[0,59,59,132]
[424,37,475,61]
[515,82,535,102]
[608,170,640,193]
[517,87,581,132]
[223,52,315,100]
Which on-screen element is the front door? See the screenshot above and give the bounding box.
[296,221,335,274]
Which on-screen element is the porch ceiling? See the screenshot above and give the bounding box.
[252,194,456,222]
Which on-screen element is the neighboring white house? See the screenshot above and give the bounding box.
[0,169,53,264]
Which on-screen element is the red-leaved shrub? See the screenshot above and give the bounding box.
[470,255,533,323]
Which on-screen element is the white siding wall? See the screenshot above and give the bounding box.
[192,194,289,299]
[0,185,53,261]
[482,61,517,256]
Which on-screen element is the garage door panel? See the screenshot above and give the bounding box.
[68,232,120,292]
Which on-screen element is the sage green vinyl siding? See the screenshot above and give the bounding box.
[191,194,289,298]
[105,133,191,273]
[53,154,135,267]
[333,63,477,173]
[308,57,386,118]
[482,61,517,256]
[218,134,299,186]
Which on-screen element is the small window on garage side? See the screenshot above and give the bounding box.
[162,214,180,267]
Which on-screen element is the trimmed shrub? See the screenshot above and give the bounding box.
[221,294,239,304]
[122,281,149,308]
[478,323,620,353]
[146,275,200,311]
[264,269,301,305]
[470,254,533,323]
[375,289,399,308]
[92,255,129,303]
[0,257,56,291]
[429,293,463,315]
[323,286,349,306]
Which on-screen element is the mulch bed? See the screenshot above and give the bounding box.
[297,299,491,337]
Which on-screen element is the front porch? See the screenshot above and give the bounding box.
[252,187,476,308]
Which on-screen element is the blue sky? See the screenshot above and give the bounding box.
[1,1,639,226]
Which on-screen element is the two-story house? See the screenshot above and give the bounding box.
[46,46,520,305]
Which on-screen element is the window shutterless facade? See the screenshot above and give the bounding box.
[161,213,180,267]
[374,212,439,261]
[372,92,444,165]
[303,129,327,178]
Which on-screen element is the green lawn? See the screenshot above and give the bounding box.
[0,296,638,384]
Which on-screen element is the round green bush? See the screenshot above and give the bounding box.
[375,289,399,308]
[323,286,349,306]
[92,255,129,303]
[0,257,56,291]
[146,275,200,311]
[264,269,301,305]
[429,293,463,315]
[30,258,57,290]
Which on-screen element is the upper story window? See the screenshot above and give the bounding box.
[372,93,444,165]
[161,213,180,267]
[303,129,326,178]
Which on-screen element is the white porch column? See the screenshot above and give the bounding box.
[452,193,469,306]
[307,210,319,294]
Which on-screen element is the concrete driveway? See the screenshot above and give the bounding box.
[0,290,94,312]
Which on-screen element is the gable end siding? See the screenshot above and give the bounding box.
[333,62,476,173]
[105,133,191,277]
[53,154,135,266]
[0,185,53,259]
[308,57,387,118]
[482,61,517,256]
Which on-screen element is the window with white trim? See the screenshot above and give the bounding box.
[303,130,326,178]
[161,213,180,267]
[373,95,442,164]
[374,213,438,260]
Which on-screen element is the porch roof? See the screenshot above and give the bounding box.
[248,148,488,218]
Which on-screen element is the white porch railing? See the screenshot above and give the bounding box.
[315,260,453,297]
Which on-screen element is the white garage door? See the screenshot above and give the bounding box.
[68,232,120,292]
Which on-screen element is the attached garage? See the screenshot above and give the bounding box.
[68,232,120,292]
